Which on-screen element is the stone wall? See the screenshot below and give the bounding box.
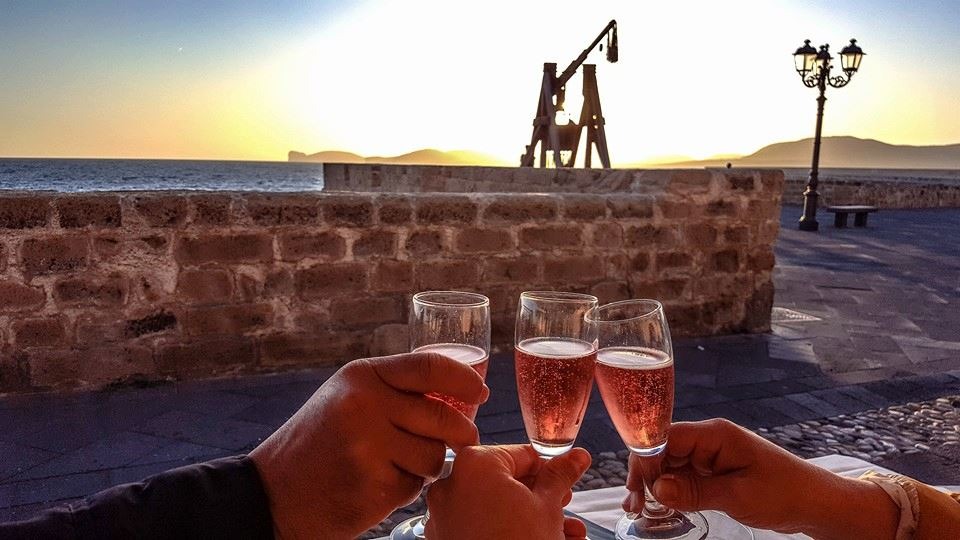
[0,167,782,393]
[782,171,960,208]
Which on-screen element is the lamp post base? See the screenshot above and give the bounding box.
[798,218,819,231]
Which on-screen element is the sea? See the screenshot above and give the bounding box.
[0,159,325,192]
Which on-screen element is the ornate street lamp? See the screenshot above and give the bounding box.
[793,38,865,231]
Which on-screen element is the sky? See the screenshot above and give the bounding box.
[1,0,959,164]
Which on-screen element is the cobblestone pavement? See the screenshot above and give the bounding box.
[2,207,960,532]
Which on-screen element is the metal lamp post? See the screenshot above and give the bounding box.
[793,38,865,231]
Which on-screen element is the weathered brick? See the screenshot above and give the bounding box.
[748,250,776,271]
[658,200,692,219]
[264,269,295,297]
[743,280,775,332]
[591,281,630,305]
[684,223,718,248]
[656,252,693,270]
[372,260,414,292]
[456,228,514,253]
[723,225,750,243]
[157,337,256,375]
[562,196,607,220]
[94,235,122,259]
[405,230,446,256]
[21,236,88,275]
[706,199,738,216]
[728,174,756,190]
[175,233,273,265]
[543,256,602,283]
[631,253,650,272]
[624,225,677,248]
[322,195,374,227]
[519,225,582,250]
[245,195,318,226]
[667,170,712,193]
[415,260,479,289]
[483,258,539,283]
[125,310,178,338]
[259,332,366,367]
[191,195,232,226]
[483,196,557,222]
[29,345,155,388]
[183,303,273,336]
[712,250,740,273]
[608,195,654,218]
[370,324,409,357]
[378,196,413,224]
[134,195,189,227]
[54,275,127,306]
[416,196,478,224]
[57,196,121,228]
[279,232,346,261]
[0,197,50,228]
[591,223,622,249]
[353,231,397,258]
[631,278,690,301]
[0,243,6,272]
[176,269,233,303]
[236,271,263,302]
[329,296,404,327]
[13,317,67,347]
[297,263,368,299]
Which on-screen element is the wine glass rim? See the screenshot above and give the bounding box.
[520,291,599,304]
[585,299,664,324]
[412,290,490,308]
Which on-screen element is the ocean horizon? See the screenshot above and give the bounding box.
[0,158,325,192]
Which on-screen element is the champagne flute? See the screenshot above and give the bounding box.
[390,291,491,540]
[515,291,598,457]
[587,299,754,540]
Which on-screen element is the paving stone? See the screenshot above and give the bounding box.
[0,442,58,482]
[7,432,170,481]
[748,396,819,426]
[132,410,273,451]
[784,393,842,419]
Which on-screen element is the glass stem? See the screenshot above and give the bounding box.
[633,451,674,520]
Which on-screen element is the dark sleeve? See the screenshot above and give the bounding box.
[0,456,274,540]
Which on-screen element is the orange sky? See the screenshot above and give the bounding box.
[2,0,958,164]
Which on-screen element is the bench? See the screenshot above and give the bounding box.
[826,205,878,228]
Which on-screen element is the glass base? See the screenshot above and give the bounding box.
[390,515,426,540]
[615,511,754,540]
[531,440,573,457]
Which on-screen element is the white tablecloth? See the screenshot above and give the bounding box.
[377,454,959,539]
[566,454,960,539]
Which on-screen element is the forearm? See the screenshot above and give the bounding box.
[801,472,899,540]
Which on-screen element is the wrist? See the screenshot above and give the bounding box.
[801,472,899,540]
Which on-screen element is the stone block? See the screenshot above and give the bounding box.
[352,230,397,258]
[561,196,606,220]
[175,233,273,265]
[405,230,446,256]
[656,252,693,270]
[21,236,88,275]
[415,196,478,224]
[711,250,740,273]
[543,256,601,284]
[157,337,256,375]
[377,196,413,224]
[748,249,776,271]
[0,197,50,228]
[264,269,295,297]
[13,317,68,348]
[183,303,273,336]
[57,195,122,228]
[191,195,233,226]
[133,195,190,227]
[630,278,689,302]
[456,228,514,253]
[608,195,654,219]
[727,174,756,190]
[415,260,479,289]
[723,225,750,244]
[519,225,582,250]
[329,296,404,327]
[590,223,622,249]
[590,281,630,305]
[54,275,127,306]
[176,269,233,303]
[624,225,677,248]
[370,324,409,357]
[706,199,738,217]
[657,200,692,219]
[321,195,374,227]
[244,194,319,226]
[279,232,346,261]
[631,253,650,272]
[0,281,45,312]
[483,196,557,222]
[684,223,718,248]
[297,263,368,299]
[372,260,414,292]
[482,258,539,283]
[259,332,366,367]
[125,311,178,338]
[28,345,155,388]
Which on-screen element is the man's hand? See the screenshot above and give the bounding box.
[623,419,898,539]
[249,352,489,540]
[426,445,591,540]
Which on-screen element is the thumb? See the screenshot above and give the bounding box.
[652,473,725,512]
[535,448,591,501]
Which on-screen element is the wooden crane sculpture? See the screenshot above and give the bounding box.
[520,20,618,168]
